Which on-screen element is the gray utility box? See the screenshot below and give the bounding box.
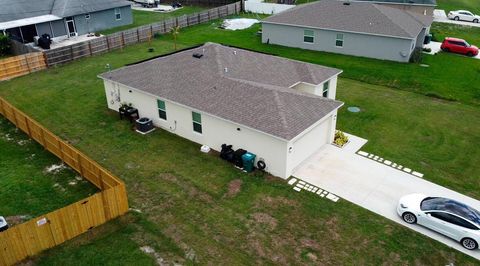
[135,117,155,134]
[0,216,9,232]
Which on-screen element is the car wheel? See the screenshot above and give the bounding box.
[454,16,460,21]
[402,212,417,224]
[467,51,473,57]
[461,238,478,250]
[474,19,479,23]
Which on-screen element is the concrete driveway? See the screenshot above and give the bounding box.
[293,134,480,260]
[434,9,480,28]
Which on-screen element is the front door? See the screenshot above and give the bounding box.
[66,17,77,37]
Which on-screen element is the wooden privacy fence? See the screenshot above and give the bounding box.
[44,2,241,66]
[0,97,129,266]
[0,53,47,81]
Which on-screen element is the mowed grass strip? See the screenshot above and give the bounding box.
[99,7,207,35]
[0,22,478,263]
[431,22,480,45]
[0,117,98,220]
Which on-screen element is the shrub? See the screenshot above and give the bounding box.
[334,130,349,147]
[409,47,423,63]
[0,34,11,56]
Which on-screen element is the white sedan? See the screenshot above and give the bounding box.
[397,194,480,250]
[448,10,480,23]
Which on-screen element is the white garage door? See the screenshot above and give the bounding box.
[287,116,332,175]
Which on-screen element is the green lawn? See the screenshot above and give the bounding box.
[437,0,480,14]
[0,17,479,264]
[99,7,207,35]
[0,117,97,222]
[431,22,480,45]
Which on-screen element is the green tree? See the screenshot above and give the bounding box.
[170,26,180,51]
[0,34,11,56]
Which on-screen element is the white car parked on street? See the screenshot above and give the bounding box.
[448,10,480,23]
[397,194,480,250]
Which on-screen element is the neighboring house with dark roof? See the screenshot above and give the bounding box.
[262,0,433,62]
[99,43,344,178]
[0,0,132,43]
[353,0,437,16]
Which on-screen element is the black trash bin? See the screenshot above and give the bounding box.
[136,117,154,134]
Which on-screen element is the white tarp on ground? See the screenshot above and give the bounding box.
[223,19,259,30]
[245,0,295,15]
[0,14,61,30]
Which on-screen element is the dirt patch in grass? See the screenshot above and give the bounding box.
[225,179,242,197]
[251,212,277,230]
[5,215,31,226]
[256,196,299,209]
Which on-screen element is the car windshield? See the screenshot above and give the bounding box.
[421,197,480,225]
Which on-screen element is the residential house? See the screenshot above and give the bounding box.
[262,0,433,62]
[99,43,344,179]
[0,0,133,43]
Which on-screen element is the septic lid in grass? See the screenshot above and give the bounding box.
[347,107,361,113]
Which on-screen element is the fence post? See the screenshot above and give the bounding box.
[105,36,110,51]
[88,41,93,56]
[121,32,125,48]
[43,52,49,68]
[70,45,74,61]
[24,116,32,136]
[24,54,32,73]
[137,28,140,43]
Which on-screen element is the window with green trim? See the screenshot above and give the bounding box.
[157,99,167,120]
[304,29,314,43]
[322,81,329,97]
[335,33,344,47]
[192,112,202,134]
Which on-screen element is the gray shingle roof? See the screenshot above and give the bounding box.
[353,0,436,6]
[0,0,130,23]
[100,43,343,141]
[263,0,433,39]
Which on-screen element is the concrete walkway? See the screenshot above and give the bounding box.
[293,134,480,260]
[434,9,480,28]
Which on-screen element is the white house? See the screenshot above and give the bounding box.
[99,43,343,179]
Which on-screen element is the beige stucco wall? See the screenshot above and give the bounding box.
[285,110,337,176]
[290,76,338,99]
[104,80,291,178]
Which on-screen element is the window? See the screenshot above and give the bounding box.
[303,29,314,43]
[85,13,90,20]
[430,212,479,230]
[335,33,344,47]
[115,8,121,20]
[157,99,167,120]
[192,112,202,134]
[322,81,329,97]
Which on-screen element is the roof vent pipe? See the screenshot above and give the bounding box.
[233,50,237,55]
[224,67,228,73]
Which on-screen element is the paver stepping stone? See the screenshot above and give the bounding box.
[403,168,411,173]
[287,178,297,185]
[299,181,306,185]
[316,190,323,195]
[384,160,392,165]
[358,151,369,156]
[293,187,301,192]
[412,171,424,178]
[312,188,318,192]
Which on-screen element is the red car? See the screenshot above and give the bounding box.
[441,37,479,57]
